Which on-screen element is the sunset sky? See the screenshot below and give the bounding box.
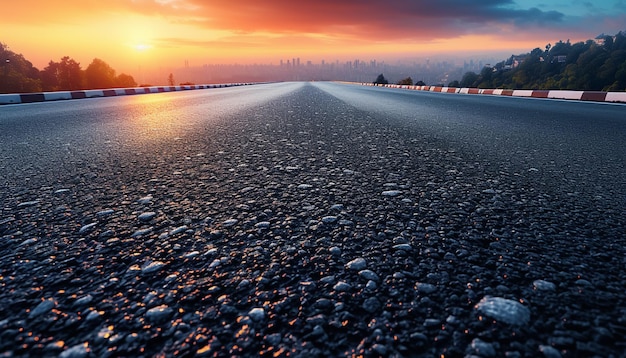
[2,0,625,76]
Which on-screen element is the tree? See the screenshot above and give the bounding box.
[168,73,175,86]
[459,71,479,87]
[116,73,137,87]
[1,42,41,93]
[373,73,388,85]
[41,56,83,91]
[397,77,413,85]
[85,58,116,89]
[477,66,494,88]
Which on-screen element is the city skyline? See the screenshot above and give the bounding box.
[157,54,502,87]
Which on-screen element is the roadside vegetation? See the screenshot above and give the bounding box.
[457,32,626,91]
[1,42,137,93]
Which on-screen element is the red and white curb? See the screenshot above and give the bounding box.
[0,83,256,105]
[359,83,626,104]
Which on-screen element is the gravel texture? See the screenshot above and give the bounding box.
[1,83,625,357]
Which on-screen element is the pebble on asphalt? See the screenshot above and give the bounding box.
[475,296,530,326]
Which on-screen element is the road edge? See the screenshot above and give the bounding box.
[0,82,264,105]
[351,82,626,104]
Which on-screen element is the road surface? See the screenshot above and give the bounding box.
[1,82,625,357]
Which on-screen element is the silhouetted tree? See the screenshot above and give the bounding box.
[41,56,83,91]
[116,73,137,87]
[397,77,413,85]
[478,66,495,88]
[415,80,426,86]
[373,74,388,85]
[459,71,479,87]
[448,80,460,87]
[85,58,116,89]
[168,73,175,86]
[0,42,41,93]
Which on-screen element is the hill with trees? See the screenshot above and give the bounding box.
[1,42,136,94]
[457,32,626,91]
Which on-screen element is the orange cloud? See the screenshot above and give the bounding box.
[117,0,568,39]
[2,0,624,73]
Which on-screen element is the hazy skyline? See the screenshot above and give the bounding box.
[2,0,625,77]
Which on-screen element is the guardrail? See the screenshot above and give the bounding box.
[358,83,626,103]
[0,83,256,105]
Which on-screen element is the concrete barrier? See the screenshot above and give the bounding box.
[355,82,625,104]
[581,91,607,102]
[44,92,72,101]
[0,94,22,104]
[71,91,87,99]
[512,90,534,97]
[547,90,583,100]
[1,82,258,106]
[531,90,550,98]
[86,90,106,98]
[606,92,626,102]
[20,93,46,103]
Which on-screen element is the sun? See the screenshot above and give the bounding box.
[134,44,151,52]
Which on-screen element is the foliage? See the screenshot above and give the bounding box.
[168,73,175,86]
[85,58,117,89]
[41,56,84,91]
[459,71,479,88]
[1,42,136,93]
[457,31,626,91]
[85,59,136,89]
[373,73,388,85]
[1,42,42,93]
[116,73,137,88]
[397,77,413,85]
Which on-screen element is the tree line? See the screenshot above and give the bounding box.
[374,74,425,86]
[456,32,626,91]
[1,42,137,94]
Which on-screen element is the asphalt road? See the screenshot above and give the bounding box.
[1,82,625,357]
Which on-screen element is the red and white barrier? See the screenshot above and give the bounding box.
[356,82,626,104]
[0,83,256,105]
